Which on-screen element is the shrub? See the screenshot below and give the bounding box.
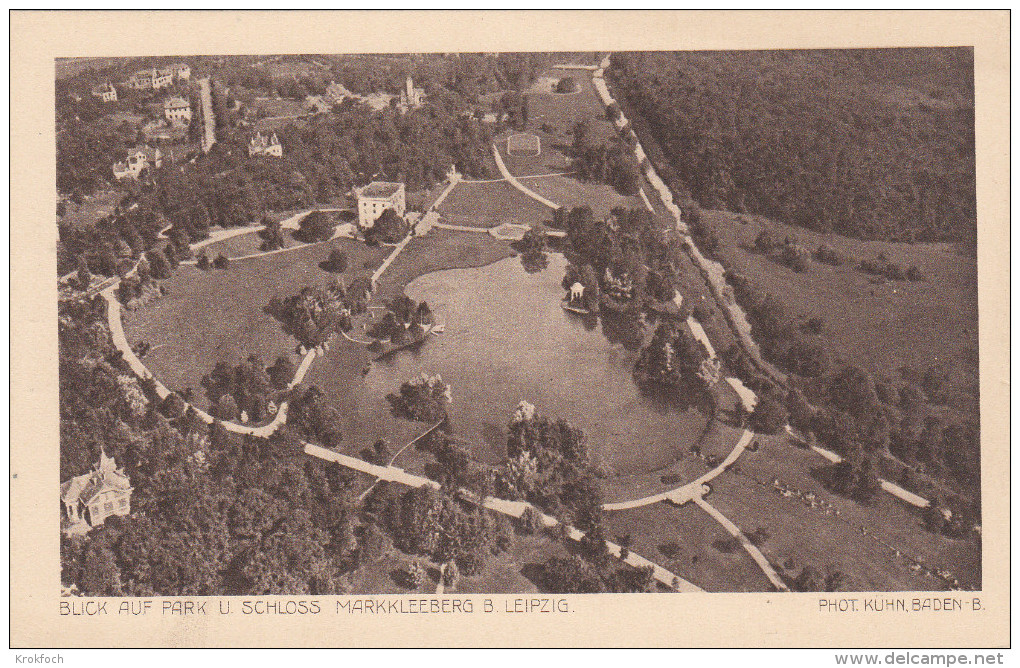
[885,262,906,280]
[296,210,336,242]
[554,76,577,94]
[749,392,789,434]
[400,561,426,589]
[813,243,844,266]
[323,249,348,273]
[755,227,777,253]
[457,548,487,576]
[803,316,825,335]
[213,253,230,269]
[781,243,811,272]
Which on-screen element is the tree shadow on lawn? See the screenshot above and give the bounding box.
[520,562,554,593]
[712,536,742,554]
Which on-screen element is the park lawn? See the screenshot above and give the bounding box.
[602,502,774,593]
[373,228,515,303]
[346,548,438,596]
[59,189,123,232]
[252,96,306,117]
[518,174,644,219]
[199,227,352,261]
[199,229,267,258]
[599,384,744,504]
[437,180,554,228]
[347,527,570,596]
[303,332,427,459]
[496,128,574,177]
[703,209,980,396]
[526,66,618,144]
[122,237,391,409]
[726,432,982,591]
[704,465,937,592]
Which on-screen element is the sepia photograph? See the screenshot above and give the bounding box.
[54,45,982,598]
[12,9,1009,649]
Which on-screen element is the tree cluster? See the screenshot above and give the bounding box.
[496,404,603,532]
[367,296,435,346]
[201,355,275,423]
[388,373,451,423]
[609,49,976,242]
[267,279,367,349]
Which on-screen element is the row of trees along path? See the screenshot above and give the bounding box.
[304,442,704,592]
[591,56,932,512]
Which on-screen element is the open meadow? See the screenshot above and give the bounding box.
[520,174,645,220]
[603,502,774,593]
[122,237,390,408]
[704,210,979,385]
[436,180,554,228]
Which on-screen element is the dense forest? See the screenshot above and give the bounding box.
[609,48,976,242]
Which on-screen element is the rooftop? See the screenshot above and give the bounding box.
[360,181,404,199]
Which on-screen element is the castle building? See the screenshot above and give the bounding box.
[357,181,406,228]
[248,132,283,157]
[61,451,133,535]
[163,96,192,125]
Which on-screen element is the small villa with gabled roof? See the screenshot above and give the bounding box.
[61,451,133,535]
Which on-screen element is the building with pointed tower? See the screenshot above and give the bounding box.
[60,451,133,535]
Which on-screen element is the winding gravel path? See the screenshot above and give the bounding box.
[304,443,704,592]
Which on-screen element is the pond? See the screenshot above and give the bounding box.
[361,253,708,476]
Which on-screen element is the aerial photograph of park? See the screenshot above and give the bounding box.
[57,48,980,596]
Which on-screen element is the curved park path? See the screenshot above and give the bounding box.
[693,494,789,591]
[491,144,561,210]
[590,57,931,512]
[304,443,703,593]
[96,200,704,592]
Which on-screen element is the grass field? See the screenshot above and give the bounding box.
[603,502,774,592]
[122,237,391,408]
[347,529,571,596]
[252,96,306,117]
[716,432,981,590]
[199,227,354,260]
[527,66,618,144]
[374,228,515,300]
[59,190,122,231]
[199,230,268,258]
[497,128,573,177]
[519,174,644,219]
[437,180,554,228]
[704,210,979,387]
[454,534,571,594]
